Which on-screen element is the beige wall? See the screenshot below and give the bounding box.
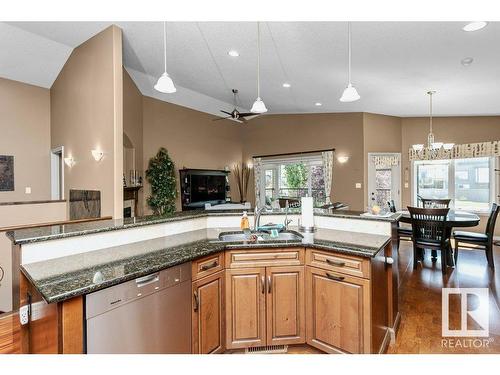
[242,113,365,211]
[50,26,123,218]
[363,113,402,207]
[0,201,67,312]
[123,69,144,215]
[0,78,51,203]
[142,96,243,213]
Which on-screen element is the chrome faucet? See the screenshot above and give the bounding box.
[254,205,266,231]
[284,200,292,230]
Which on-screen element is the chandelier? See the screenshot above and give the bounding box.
[412,91,454,158]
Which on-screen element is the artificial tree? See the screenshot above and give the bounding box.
[145,147,177,215]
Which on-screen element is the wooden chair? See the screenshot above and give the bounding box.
[453,203,500,269]
[421,198,451,208]
[388,200,413,250]
[408,206,451,274]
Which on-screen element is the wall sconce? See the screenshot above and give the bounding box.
[64,157,76,168]
[337,156,349,164]
[91,149,104,161]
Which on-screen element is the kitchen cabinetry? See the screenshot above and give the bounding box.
[192,270,225,354]
[266,266,305,346]
[224,248,306,350]
[306,266,370,353]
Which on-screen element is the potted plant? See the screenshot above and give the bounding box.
[145,147,177,215]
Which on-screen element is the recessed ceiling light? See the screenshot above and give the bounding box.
[228,50,239,57]
[462,21,488,32]
[315,102,322,106]
[461,57,474,66]
[282,82,291,88]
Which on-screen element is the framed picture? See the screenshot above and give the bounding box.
[0,155,14,191]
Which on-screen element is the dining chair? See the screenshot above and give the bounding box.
[388,200,412,250]
[408,206,451,274]
[453,203,500,269]
[421,198,451,208]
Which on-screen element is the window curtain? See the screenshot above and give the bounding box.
[371,154,400,169]
[252,157,263,207]
[321,151,334,204]
[409,140,500,161]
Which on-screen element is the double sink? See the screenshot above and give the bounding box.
[215,230,304,243]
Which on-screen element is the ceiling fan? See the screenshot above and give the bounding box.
[212,89,260,123]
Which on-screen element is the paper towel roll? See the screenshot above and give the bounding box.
[301,197,314,228]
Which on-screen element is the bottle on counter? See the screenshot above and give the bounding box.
[240,211,250,231]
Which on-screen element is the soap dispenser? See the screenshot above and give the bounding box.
[240,211,250,231]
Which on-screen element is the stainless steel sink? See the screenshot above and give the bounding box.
[217,230,303,242]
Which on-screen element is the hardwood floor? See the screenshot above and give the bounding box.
[0,312,20,354]
[387,241,500,354]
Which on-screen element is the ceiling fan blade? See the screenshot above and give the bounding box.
[237,113,255,117]
[241,115,259,121]
[212,116,232,122]
[220,110,233,116]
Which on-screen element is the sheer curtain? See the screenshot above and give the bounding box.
[252,157,263,207]
[321,151,334,204]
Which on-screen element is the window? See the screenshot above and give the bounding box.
[260,155,326,207]
[413,157,495,212]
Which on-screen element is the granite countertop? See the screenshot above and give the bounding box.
[7,208,401,245]
[21,227,391,304]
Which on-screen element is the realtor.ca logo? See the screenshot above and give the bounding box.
[441,288,493,349]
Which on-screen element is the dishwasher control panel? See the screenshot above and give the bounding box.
[86,262,191,319]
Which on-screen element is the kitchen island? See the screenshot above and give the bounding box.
[7,209,401,354]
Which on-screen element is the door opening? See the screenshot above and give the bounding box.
[51,146,64,200]
[367,153,401,210]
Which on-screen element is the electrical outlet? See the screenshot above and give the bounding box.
[25,187,31,194]
[355,183,362,189]
[20,305,29,325]
[404,182,409,188]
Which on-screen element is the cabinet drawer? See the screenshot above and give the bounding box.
[225,248,305,268]
[192,252,224,280]
[306,249,370,279]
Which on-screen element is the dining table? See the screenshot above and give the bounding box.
[397,209,481,266]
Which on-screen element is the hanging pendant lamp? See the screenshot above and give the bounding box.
[251,22,268,113]
[340,22,360,102]
[154,21,176,94]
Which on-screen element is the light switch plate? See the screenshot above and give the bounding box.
[355,183,362,189]
[25,187,31,194]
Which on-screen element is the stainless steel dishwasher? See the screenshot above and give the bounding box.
[86,262,192,354]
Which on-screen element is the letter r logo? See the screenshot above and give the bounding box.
[442,288,489,337]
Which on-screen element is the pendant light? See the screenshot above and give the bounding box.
[251,22,268,113]
[340,22,360,102]
[154,21,176,94]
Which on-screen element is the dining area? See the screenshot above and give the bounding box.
[390,198,499,274]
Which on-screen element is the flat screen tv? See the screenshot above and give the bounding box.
[180,169,229,210]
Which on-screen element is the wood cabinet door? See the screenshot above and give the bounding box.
[266,266,305,346]
[306,266,370,354]
[225,268,266,349]
[192,270,225,354]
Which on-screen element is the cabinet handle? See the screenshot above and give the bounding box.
[326,258,346,267]
[325,273,345,282]
[193,291,199,312]
[267,275,272,294]
[200,260,218,271]
[261,276,265,294]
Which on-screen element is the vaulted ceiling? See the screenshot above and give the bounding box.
[1,21,499,117]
